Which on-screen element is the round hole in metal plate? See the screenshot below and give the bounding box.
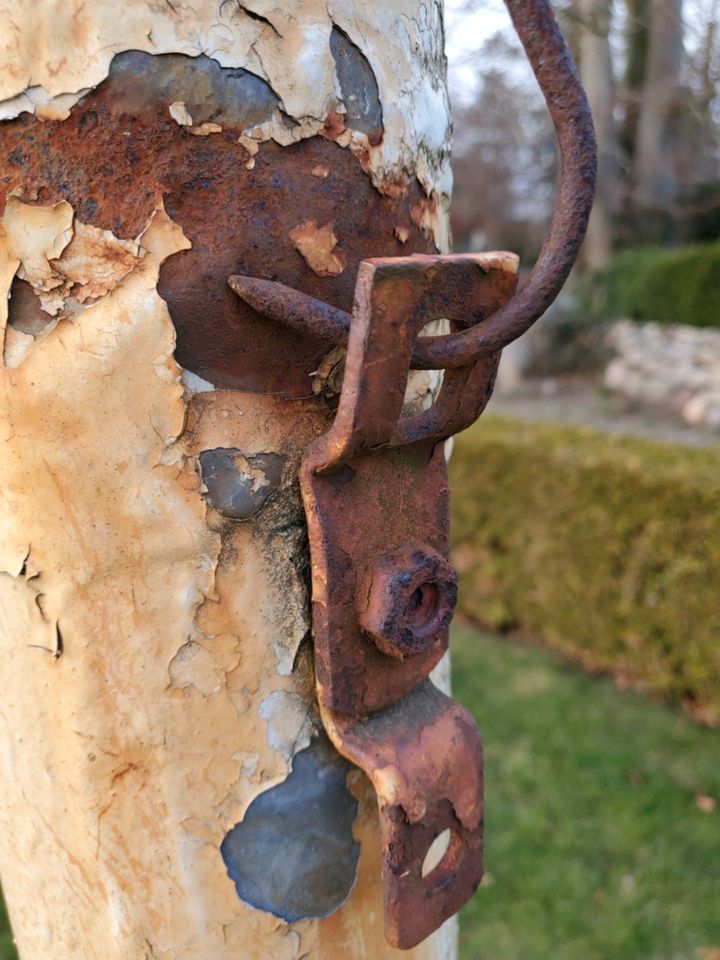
[421,828,463,888]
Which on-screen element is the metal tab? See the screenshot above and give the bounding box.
[293,254,517,947]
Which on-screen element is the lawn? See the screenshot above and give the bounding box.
[1,627,718,959]
[452,627,720,960]
[0,897,11,960]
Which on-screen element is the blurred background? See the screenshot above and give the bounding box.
[1,3,719,959]
[444,1,720,957]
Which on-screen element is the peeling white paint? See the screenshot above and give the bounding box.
[169,100,194,126]
[260,691,316,762]
[0,198,157,366]
[169,641,224,696]
[181,368,216,394]
[0,0,452,223]
[0,3,458,958]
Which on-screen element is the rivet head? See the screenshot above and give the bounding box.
[357,546,457,660]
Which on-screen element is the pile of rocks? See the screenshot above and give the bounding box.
[605,320,720,430]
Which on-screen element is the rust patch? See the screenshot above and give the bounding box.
[410,195,440,239]
[323,682,483,950]
[320,110,347,142]
[357,546,457,661]
[0,50,437,396]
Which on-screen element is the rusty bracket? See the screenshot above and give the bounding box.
[298,255,517,948]
[232,252,519,949]
[225,0,597,944]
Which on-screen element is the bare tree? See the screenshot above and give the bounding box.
[578,0,616,268]
[450,31,555,259]
[633,0,686,206]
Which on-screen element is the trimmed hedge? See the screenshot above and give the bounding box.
[450,415,720,723]
[595,243,720,329]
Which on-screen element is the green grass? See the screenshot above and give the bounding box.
[0,895,13,960]
[453,626,720,960]
[1,627,718,959]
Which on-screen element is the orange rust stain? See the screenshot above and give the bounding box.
[321,110,347,141]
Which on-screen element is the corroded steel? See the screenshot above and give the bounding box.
[287,254,518,716]
[1,50,435,397]
[322,682,483,950]
[232,254,518,948]
[230,0,598,371]
[357,546,457,661]
[0,5,594,948]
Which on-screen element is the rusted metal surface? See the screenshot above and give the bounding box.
[229,252,518,373]
[1,51,436,396]
[230,0,598,371]
[303,439,454,715]
[357,546,457,661]
[286,255,517,716]
[232,254,518,948]
[322,681,483,950]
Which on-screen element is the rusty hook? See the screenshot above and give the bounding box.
[230,0,597,370]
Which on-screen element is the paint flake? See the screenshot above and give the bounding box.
[289,220,346,277]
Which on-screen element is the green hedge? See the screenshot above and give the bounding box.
[450,415,720,723]
[594,243,720,328]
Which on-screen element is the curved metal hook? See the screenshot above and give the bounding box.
[411,0,598,368]
[230,0,597,370]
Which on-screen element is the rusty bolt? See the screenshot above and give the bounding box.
[357,546,458,660]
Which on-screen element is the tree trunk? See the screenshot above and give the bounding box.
[633,0,685,206]
[578,0,615,269]
[620,0,650,165]
[0,3,457,958]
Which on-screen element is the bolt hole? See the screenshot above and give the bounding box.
[421,828,463,889]
[405,582,439,635]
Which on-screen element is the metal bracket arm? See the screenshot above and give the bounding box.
[294,254,517,948]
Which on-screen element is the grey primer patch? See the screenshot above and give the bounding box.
[330,26,383,143]
[200,448,284,520]
[220,736,360,922]
[106,51,285,130]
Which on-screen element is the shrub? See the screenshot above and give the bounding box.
[450,415,720,722]
[595,243,720,329]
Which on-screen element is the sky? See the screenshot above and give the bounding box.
[444,0,510,59]
[443,0,529,100]
[444,0,711,94]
